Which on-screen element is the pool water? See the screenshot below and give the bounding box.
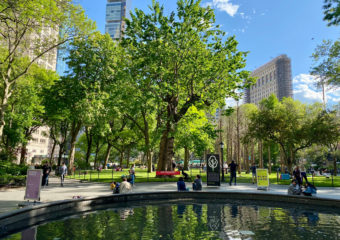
[3,202,340,240]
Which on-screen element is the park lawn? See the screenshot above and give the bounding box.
[68,168,340,187]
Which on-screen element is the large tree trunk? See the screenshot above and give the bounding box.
[57,121,69,167]
[236,104,241,174]
[147,149,152,173]
[251,142,255,165]
[20,143,28,165]
[142,114,152,173]
[279,145,285,173]
[228,117,233,164]
[49,140,57,165]
[184,146,189,170]
[244,145,249,174]
[268,145,271,174]
[126,147,131,168]
[68,121,82,173]
[57,142,65,167]
[0,78,13,140]
[103,143,112,169]
[94,141,100,168]
[288,148,294,174]
[258,141,263,168]
[85,127,93,165]
[157,128,174,171]
[119,151,124,167]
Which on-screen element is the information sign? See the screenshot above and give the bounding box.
[206,154,220,186]
[24,169,42,201]
[256,168,269,190]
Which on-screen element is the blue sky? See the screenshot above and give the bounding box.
[76,0,339,107]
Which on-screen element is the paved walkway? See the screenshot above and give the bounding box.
[1,177,339,214]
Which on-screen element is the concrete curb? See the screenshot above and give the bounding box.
[0,191,340,238]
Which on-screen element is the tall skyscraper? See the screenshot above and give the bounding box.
[244,55,293,105]
[105,0,130,40]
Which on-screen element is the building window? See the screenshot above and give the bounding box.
[32,138,38,143]
[40,139,46,143]
[40,150,44,153]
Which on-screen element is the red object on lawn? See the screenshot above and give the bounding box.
[156,171,180,176]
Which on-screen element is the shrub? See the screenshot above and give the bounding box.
[0,161,28,176]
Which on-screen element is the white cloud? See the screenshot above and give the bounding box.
[225,97,237,107]
[204,0,239,17]
[293,73,317,85]
[293,74,340,106]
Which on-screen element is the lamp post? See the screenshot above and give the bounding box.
[220,141,224,182]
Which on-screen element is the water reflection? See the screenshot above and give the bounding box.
[3,203,339,240]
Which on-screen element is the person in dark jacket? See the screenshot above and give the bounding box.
[192,175,202,190]
[293,166,302,186]
[177,177,187,191]
[42,163,51,186]
[250,163,257,184]
[228,160,238,186]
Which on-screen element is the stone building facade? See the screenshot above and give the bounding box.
[244,55,293,105]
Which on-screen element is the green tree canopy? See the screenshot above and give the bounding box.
[248,95,340,172]
[311,39,340,91]
[323,0,340,26]
[123,0,253,171]
[0,0,95,141]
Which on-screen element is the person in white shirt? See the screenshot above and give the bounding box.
[119,178,132,194]
[60,163,67,187]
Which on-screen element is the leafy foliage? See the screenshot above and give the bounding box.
[323,0,340,26]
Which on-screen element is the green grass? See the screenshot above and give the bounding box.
[67,168,340,187]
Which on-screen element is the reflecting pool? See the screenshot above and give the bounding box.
[2,201,340,240]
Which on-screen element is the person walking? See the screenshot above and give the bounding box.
[293,166,302,186]
[250,163,257,184]
[228,160,238,186]
[300,166,308,184]
[42,163,51,187]
[60,162,67,187]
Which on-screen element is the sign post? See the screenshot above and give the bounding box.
[207,154,220,186]
[24,169,42,201]
[256,168,269,190]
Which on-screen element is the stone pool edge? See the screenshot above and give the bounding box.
[0,191,339,237]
